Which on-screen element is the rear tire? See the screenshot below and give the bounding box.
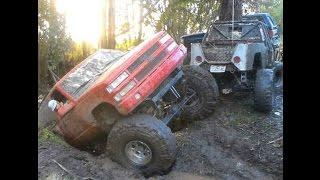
[106,114,176,176]
[181,65,219,121]
[254,69,275,112]
[273,62,283,89]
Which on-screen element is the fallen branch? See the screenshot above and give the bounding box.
[267,136,283,144]
[52,159,97,180]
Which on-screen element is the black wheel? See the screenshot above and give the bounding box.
[254,69,275,112]
[106,114,176,176]
[181,65,219,121]
[273,62,283,89]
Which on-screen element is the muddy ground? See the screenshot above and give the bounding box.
[38,89,283,180]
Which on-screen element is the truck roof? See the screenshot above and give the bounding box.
[212,20,263,25]
[244,13,270,17]
[181,32,206,39]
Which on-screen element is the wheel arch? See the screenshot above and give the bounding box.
[253,52,262,69]
[91,102,124,134]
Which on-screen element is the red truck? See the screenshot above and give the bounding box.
[38,31,219,175]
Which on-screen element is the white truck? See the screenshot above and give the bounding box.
[183,20,283,112]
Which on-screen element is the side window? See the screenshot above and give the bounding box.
[252,16,265,25]
[267,16,276,27]
[51,90,67,104]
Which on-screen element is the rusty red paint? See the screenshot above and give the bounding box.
[45,32,187,147]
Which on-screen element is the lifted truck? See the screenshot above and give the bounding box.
[185,20,283,112]
[38,31,218,175]
[181,13,282,50]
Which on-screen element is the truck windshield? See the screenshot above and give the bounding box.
[60,49,126,99]
[266,16,276,27]
[206,23,263,41]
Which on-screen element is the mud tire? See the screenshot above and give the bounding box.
[181,65,219,121]
[106,114,176,176]
[254,69,275,113]
[273,62,283,89]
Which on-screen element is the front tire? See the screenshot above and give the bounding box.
[106,114,176,176]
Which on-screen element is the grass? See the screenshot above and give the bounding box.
[227,105,274,134]
[228,108,258,127]
[38,128,69,147]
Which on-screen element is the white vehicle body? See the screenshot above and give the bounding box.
[190,42,270,72]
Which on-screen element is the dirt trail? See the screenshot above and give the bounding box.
[38,90,282,180]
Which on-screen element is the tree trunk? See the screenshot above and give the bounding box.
[39,42,48,91]
[138,0,143,42]
[38,44,41,90]
[219,0,243,21]
[100,0,107,48]
[82,41,89,57]
[107,0,115,49]
[100,0,115,49]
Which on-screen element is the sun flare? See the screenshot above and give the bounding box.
[56,0,102,46]
[55,0,156,48]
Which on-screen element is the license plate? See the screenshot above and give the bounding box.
[210,65,226,73]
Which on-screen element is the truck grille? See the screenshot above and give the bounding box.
[127,33,173,82]
[136,50,168,81]
[128,43,160,73]
[127,33,167,73]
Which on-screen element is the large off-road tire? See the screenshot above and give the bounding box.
[273,62,283,89]
[181,65,219,121]
[106,114,176,176]
[254,69,275,113]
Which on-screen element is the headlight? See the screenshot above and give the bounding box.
[114,80,136,101]
[106,72,129,93]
